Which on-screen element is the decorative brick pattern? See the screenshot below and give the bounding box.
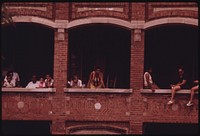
[4,2,54,19]
[2,93,53,120]
[65,93,131,121]
[146,2,198,21]
[70,2,130,21]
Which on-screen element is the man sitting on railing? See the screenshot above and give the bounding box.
[167,67,187,105]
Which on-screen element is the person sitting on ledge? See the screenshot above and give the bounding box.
[87,67,105,89]
[167,67,187,105]
[143,67,159,92]
[186,80,199,106]
[68,75,82,88]
[3,75,15,88]
[26,75,39,89]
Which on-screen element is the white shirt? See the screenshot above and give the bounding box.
[144,72,153,87]
[3,81,15,88]
[4,72,20,84]
[26,81,40,88]
[45,79,54,87]
[70,79,82,88]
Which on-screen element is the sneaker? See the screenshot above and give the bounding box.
[167,100,174,105]
[186,101,193,106]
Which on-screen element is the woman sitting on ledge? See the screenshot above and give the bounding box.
[87,67,105,89]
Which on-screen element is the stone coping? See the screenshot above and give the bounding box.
[141,89,198,94]
[1,87,56,92]
[64,88,132,93]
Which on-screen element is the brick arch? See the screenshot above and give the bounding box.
[66,124,128,134]
[67,17,132,29]
[11,16,56,28]
[144,17,198,29]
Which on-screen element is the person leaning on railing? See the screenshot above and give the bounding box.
[87,67,105,89]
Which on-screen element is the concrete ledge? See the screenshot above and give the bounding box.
[64,88,132,93]
[141,89,198,94]
[2,87,56,92]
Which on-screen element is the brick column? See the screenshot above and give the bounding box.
[53,29,68,92]
[129,29,144,134]
[130,29,144,90]
[51,28,68,134]
[129,3,145,134]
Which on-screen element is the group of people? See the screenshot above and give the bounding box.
[144,67,199,107]
[25,74,54,88]
[68,67,105,89]
[3,67,198,106]
[2,70,54,89]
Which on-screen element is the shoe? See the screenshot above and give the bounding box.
[167,100,174,105]
[186,101,193,106]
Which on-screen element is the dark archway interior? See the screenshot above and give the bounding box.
[145,24,198,88]
[1,23,54,87]
[143,122,198,135]
[68,24,131,88]
[1,120,51,135]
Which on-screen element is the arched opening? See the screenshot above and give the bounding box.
[67,125,127,134]
[68,24,131,88]
[144,24,198,88]
[1,23,54,87]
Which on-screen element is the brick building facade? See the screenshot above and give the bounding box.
[1,2,198,134]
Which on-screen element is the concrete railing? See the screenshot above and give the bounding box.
[1,87,56,92]
[64,88,132,93]
[140,89,198,94]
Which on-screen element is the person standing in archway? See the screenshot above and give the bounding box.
[87,67,105,89]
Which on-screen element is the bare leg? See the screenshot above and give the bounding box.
[189,85,198,102]
[170,85,181,101]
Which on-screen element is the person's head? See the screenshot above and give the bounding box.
[7,70,13,77]
[31,75,37,83]
[94,67,101,74]
[40,78,44,83]
[6,75,12,82]
[178,67,184,76]
[147,67,153,73]
[46,74,51,79]
[72,75,78,82]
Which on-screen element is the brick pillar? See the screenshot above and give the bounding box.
[51,29,68,134]
[129,29,145,134]
[130,29,144,90]
[53,29,68,92]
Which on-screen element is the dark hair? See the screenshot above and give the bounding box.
[94,66,101,70]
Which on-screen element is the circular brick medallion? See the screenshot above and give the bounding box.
[17,101,24,109]
[94,102,101,110]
